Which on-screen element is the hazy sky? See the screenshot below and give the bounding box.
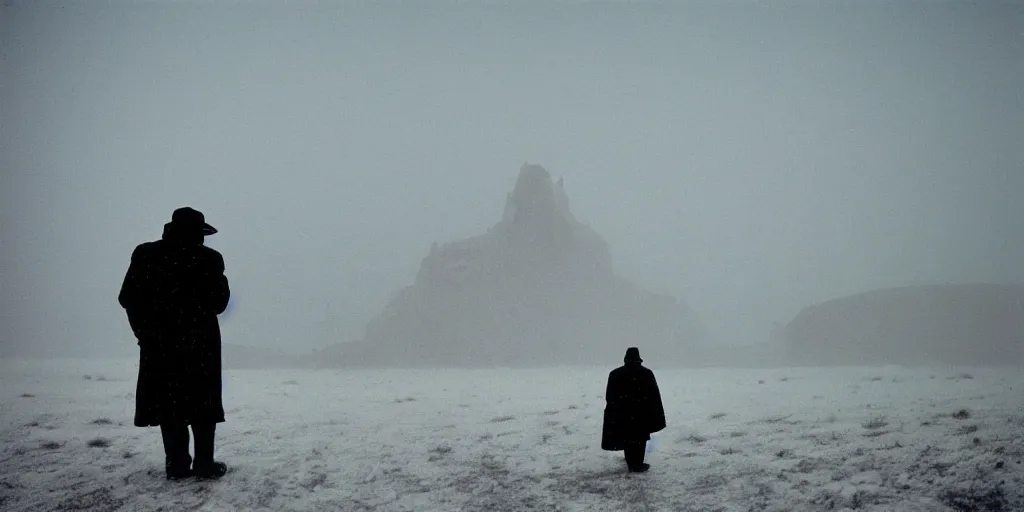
[2,1,1022,357]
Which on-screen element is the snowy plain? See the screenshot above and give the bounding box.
[2,358,1023,511]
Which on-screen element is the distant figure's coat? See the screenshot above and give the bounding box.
[118,221,230,427]
[601,349,666,451]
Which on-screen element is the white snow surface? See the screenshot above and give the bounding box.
[2,358,1023,511]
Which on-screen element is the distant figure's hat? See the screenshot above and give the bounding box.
[170,207,217,236]
[624,347,643,363]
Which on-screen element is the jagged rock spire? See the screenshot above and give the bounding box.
[496,164,579,246]
[345,162,705,367]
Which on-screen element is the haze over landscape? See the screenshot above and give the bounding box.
[4,2,1024,511]
[2,1,1023,363]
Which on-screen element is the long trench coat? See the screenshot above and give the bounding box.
[118,224,230,427]
[601,362,666,451]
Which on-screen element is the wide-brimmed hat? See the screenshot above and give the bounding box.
[624,347,643,363]
[170,207,217,236]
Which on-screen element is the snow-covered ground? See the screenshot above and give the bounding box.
[2,358,1023,511]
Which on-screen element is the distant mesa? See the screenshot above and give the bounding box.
[328,163,707,367]
[779,283,1024,366]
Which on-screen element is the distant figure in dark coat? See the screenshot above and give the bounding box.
[118,207,231,481]
[601,347,666,472]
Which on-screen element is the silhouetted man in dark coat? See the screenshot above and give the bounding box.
[602,347,666,472]
[118,207,230,480]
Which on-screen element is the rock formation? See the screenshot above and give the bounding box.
[781,284,1024,366]
[337,164,706,367]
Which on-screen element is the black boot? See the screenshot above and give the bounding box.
[624,441,650,472]
[166,466,195,480]
[191,422,227,480]
[195,461,228,480]
[160,423,193,480]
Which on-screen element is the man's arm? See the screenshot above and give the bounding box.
[118,245,151,337]
[645,370,667,433]
[202,251,230,315]
[605,370,622,409]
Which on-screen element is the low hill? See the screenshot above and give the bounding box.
[781,284,1024,366]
